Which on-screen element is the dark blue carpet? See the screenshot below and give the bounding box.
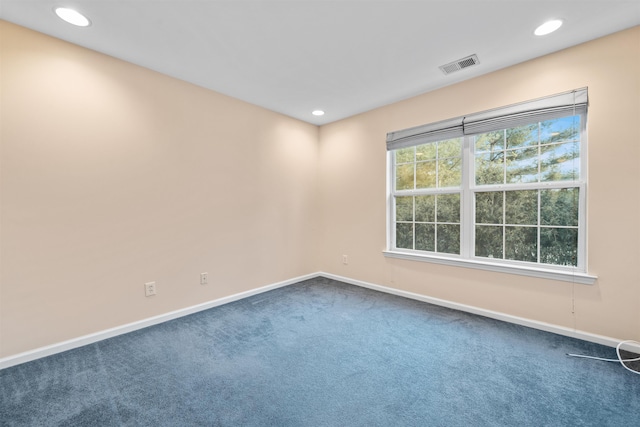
[1,277,639,426]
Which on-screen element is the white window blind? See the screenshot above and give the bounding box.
[386,117,464,151]
[386,88,588,150]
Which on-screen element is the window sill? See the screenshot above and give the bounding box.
[382,250,597,285]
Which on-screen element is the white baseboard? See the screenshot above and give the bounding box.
[0,272,320,370]
[1,271,637,370]
[320,272,640,354]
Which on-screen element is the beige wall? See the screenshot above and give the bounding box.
[1,20,639,360]
[318,26,640,341]
[0,21,320,358]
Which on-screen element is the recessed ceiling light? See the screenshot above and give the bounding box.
[54,7,91,27]
[312,110,325,116]
[534,19,562,36]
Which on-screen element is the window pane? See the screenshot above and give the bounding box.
[416,143,436,161]
[506,147,538,183]
[439,158,461,187]
[437,224,460,254]
[416,161,436,189]
[438,138,462,158]
[540,228,578,266]
[541,115,579,145]
[396,223,413,249]
[476,191,503,224]
[395,196,413,222]
[415,195,435,222]
[505,190,538,225]
[475,225,503,259]
[506,124,538,149]
[540,141,579,182]
[541,188,579,226]
[475,152,504,185]
[416,223,435,251]
[437,194,460,223]
[396,147,415,163]
[396,163,414,190]
[475,131,504,153]
[505,226,537,262]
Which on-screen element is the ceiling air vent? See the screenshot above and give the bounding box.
[439,54,480,75]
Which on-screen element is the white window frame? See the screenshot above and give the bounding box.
[384,90,596,285]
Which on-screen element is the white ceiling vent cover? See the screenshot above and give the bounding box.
[439,54,480,75]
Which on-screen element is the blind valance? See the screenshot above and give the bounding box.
[386,88,588,151]
[385,116,464,151]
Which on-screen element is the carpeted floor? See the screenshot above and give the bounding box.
[1,277,639,426]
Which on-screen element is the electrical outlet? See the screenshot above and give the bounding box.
[144,281,156,297]
[200,272,208,285]
[342,255,348,265]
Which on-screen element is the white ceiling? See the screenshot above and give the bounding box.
[1,1,639,125]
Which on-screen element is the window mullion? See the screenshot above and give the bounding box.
[388,150,394,250]
[413,146,417,190]
[502,129,507,184]
[537,123,542,264]
[537,189,541,263]
[461,135,473,258]
[502,191,506,260]
[577,114,588,271]
[412,195,416,250]
[434,195,438,252]
[577,182,587,271]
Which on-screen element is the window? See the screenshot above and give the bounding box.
[394,138,463,255]
[385,89,594,283]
